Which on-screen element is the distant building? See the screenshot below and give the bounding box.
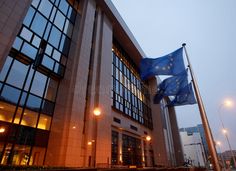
[221,150,236,167]
[180,131,206,167]
[179,124,209,158]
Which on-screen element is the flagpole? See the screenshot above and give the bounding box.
[182,43,221,171]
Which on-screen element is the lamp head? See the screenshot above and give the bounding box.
[223,99,233,108]
[93,107,101,116]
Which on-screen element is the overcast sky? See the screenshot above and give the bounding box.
[111,0,236,151]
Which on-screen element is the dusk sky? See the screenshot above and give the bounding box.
[111,0,236,151]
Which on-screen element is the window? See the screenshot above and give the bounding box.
[0,56,12,82]
[30,71,47,97]
[21,109,38,128]
[6,59,29,89]
[1,85,21,104]
[48,26,61,48]
[38,0,53,18]
[112,41,152,129]
[111,131,119,165]
[37,114,51,130]
[26,94,42,112]
[0,0,79,166]
[31,13,47,37]
[0,102,16,123]
[122,134,142,166]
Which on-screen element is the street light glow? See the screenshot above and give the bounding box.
[146,135,151,141]
[93,107,101,116]
[223,99,233,108]
[0,127,5,133]
[222,129,227,134]
[216,141,221,146]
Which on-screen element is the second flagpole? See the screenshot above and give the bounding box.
[182,43,221,171]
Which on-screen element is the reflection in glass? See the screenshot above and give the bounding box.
[60,35,70,55]
[63,19,73,38]
[42,55,54,70]
[20,27,33,42]
[37,114,51,130]
[14,107,23,124]
[12,145,31,165]
[21,109,38,128]
[44,78,58,101]
[6,59,29,89]
[0,101,16,123]
[30,72,47,97]
[45,44,53,56]
[21,42,38,60]
[59,0,69,15]
[1,144,12,164]
[41,100,54,115]
[32,35,41,48]
[31,13,47,37]
[48,26,61,48]
[31,0,40,8]
[0,56,12,82]
[12,37,23,50]
[26,94,42,112]
[38,0,52,18]
[44,22,52,40]
[54,11,65,30]
[49,7,56,22]
[24,67,34,91]
[23,7,35,27]
[1,85,21,104]
[52,49,61,62]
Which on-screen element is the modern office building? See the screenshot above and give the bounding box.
[180,131,206,167]
[179,124,209,159]
[0,0,184,167]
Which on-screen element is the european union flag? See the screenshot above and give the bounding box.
[153,69,188,103]
[168,83,197,106]
[140,47,185,80]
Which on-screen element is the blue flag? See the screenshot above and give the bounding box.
[140,47,185,80]
[153,69,188,104]
[168,83,197,106]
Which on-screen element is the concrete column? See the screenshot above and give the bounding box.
[45,0,96,166]
[168,106,185,166]
[0,0,31,68]
[148,77,169,167]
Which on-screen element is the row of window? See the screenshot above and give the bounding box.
[112,42,153,129]
[0,0,79,166]
[12,0,78,78]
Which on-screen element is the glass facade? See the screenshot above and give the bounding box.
[122,134,142,166]
[111,131,119,165]
[112,41,153,129]
[0,0,79,165]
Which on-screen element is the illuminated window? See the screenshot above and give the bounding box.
[0,102,16,123]
[112,41,152,129]
[21,109,38,128]
[37,114,51,130]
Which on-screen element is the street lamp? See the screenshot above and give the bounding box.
[92,107,101,167]
[146,135,151,141]
[216,141,226,170]
[218,99,236,168]
[0,127,5,133]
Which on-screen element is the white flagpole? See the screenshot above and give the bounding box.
[182,43,221,171]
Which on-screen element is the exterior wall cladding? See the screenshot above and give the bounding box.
[0,0,184,167]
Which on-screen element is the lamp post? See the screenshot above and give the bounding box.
[216,141,226,170]
[218,99,236,168]
[92,107,101,167]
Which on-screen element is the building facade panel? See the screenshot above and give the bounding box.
[0,0,184,168]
